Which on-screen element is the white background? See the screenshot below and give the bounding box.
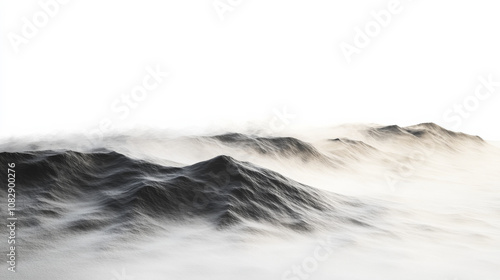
[1,0,500,140]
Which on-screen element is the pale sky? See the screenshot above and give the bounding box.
[1,0,500,140]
